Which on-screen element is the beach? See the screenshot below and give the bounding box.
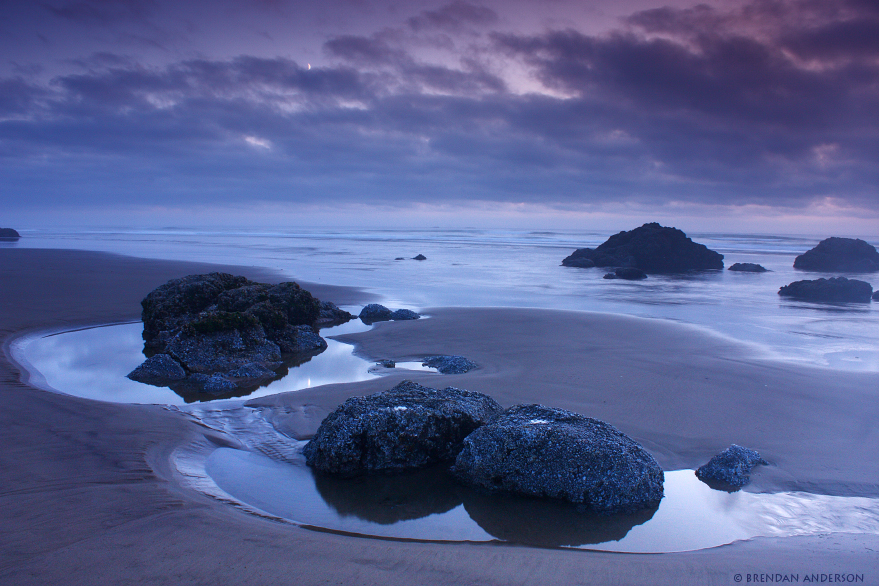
[1,247,877,585]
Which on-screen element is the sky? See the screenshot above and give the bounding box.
[0,0,877,233]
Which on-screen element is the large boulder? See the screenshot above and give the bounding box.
[562,223,723,274]
[452,405,664,513]
[794,237,879,273]
[778,277,873,303]
[696,445,767,488]
[129,273,340,396]
[0,227,20,240]
[728,263,767,272]
[304,380,502,477]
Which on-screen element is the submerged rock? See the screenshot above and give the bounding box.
[127,353,186,385]
[562,223,723,273]
[728,263,768,272]
[602,268,648,280]
[696,445,767,488]
[130,273,343,396]
[422,355,477,374]
[452,405,664,512]
[0,227,20,240]
[304,380,502,477]
[794,237,879,273]
[359,304,421,324]
[778,277,873,303]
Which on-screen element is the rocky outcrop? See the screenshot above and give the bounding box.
[696,445,767,488]
[423,355,477,374]
[452,405,664,512]
[603,268,647,280]
[0,228,20,240]
[359,304,421,324]
[128,273,341,396]
[874,291,879,301]
[794,237,879,273]
[728,263,767,272]
[778,277,873,303]
[413,254,427,261]
[304,380,502,477]
[562,223,723,273]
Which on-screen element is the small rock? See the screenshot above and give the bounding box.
[413,254,427,261]
[778,277,873,303]
[359,304,394,323]
[603,268,648,280]
[377,359,396,368]
[395,257,405,260]
[127,353,186,385]
[728,263,768,272]
[390,309,420,320]
[452,405,664,512]
[696,444,768,488]
[873,291,879,301]
[422,355,477,374]
[316,301,354,326]
[304,380,503,476]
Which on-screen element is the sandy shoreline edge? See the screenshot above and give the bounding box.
[1,248,877,585]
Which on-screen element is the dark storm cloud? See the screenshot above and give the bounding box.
[2,0,878,213]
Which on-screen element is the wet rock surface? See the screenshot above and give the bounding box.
[794,237,879,273]
[603,268,648,280]
[358,304,421,324]
[422,355,477,374]
[696,445,767,488]
[728,263,768,272]
[304,380,503,477]
[452,404,664,513]
[778,277,873,303]
[562,223,723,273]
[128,273,341,396]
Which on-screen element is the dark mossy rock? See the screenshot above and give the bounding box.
[377,359,396,368]
[778,277,873,303]
[562,223,723,273]
[316,301,354,326]
[696,445,767,488]
[728,263,768,272]
[126,353,186,385]
[413,254,427,260]
[166,323,282,374]
[794,237,879,273]
[359,304,421,324]
[603,268,648,280]
[303,380,502,477]
[452,405,664,513]
[0,228,21,240]
[422,355,477,374]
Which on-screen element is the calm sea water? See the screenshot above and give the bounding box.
[6,227,879,371]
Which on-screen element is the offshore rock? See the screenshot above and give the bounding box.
[562,223,723,273]
[874,291,879,301]
[794,237,879,273]
[413,254,427,260]
[778,277,873,303]
[423,355,477,374]
[0,227,21,240]
[728,263,768,272]
[304,380,502,477]
[359,304,421,324]
[602,268,648,280]
[696,444,767,488]
[126,353,186,385]
[452,405,664,513]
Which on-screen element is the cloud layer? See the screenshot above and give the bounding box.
[1,0,877,221]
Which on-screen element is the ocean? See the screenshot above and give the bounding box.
[6,226,879,372]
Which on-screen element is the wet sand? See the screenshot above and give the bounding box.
[1,248,877,585]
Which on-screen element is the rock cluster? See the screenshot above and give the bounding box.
[304,381,502,477]
[0,228,20,240]
[778,277,873,303]
[127,273,353,396]
[696,445,767,488]
[728,263,767,272]
[451,405,665,513]
[359,304,421,324]
[562,223,724,273]
[794,237,879,273]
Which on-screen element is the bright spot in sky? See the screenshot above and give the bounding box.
[244,135,272,149]
[307,63,311,70]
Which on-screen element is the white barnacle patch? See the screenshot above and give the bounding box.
[528,419,550,424]
[393,406,409,412]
